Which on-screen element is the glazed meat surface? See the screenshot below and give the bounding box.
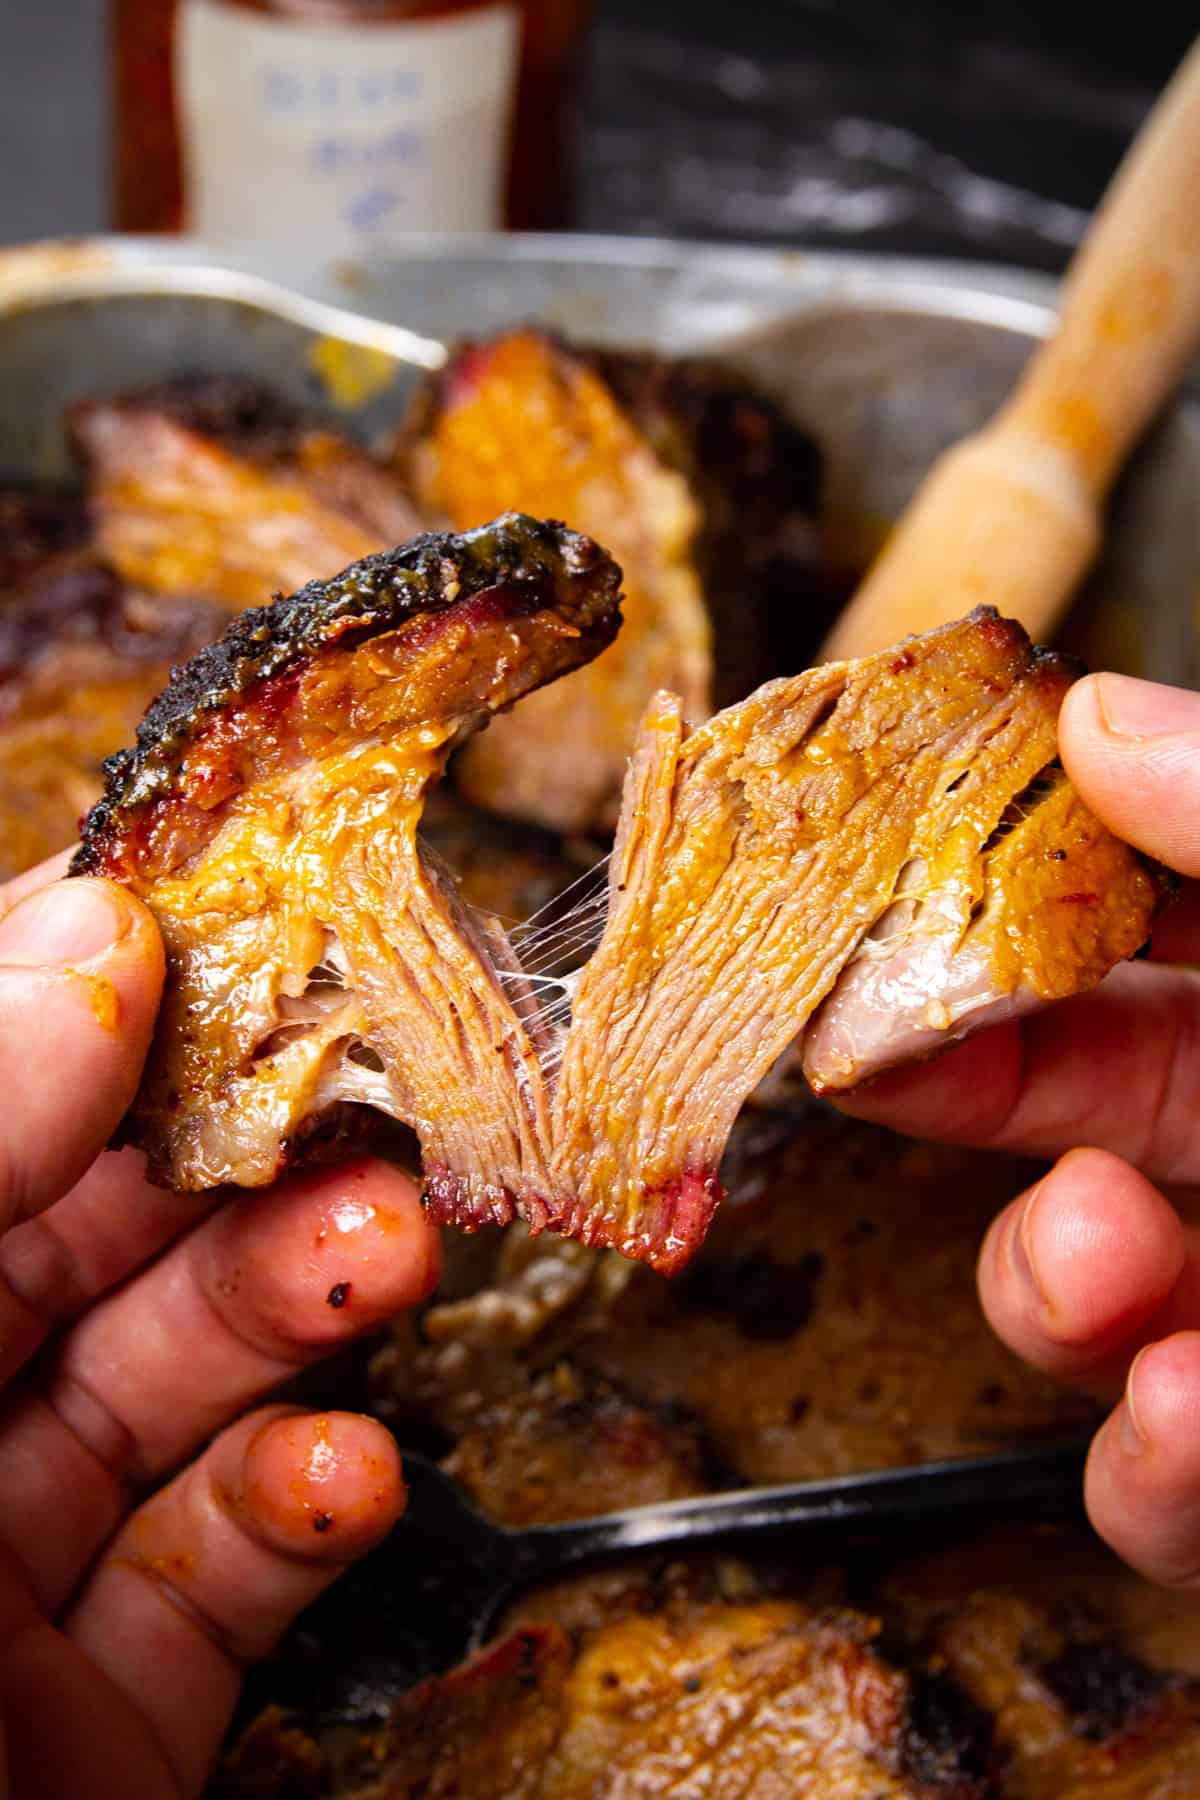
[72,375,427,612]
[401,331,822,833]
[78,566,1163,1271]
[292,1605,991,1800]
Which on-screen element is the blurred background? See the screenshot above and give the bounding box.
[0,1,1195,268]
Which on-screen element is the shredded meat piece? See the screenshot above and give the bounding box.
[71,374,426,611]
[551,610,1166,1266]
[76,566,1165,1272]
[401,330,822,833]
[74,515,622,1199]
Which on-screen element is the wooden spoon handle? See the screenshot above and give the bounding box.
[821,36,1200,663]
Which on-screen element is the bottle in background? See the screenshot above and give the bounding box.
[112,0,592,245]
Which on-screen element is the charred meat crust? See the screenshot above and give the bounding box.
[71,514,621,877]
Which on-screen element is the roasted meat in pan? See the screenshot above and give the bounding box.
[0,478,225,875]
[267,1605,994,1800]
[71,375,426,612]
[0,559,222,878]
[401,330,823,833]
[219,1532,1200,1800]
[75,521,1164,1273]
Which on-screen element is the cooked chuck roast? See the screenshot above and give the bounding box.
[218,1102,1200,1800]
[71,374,426,611]
[76,531,1163,1274]
[219,1535,1200,1800]
[233,1602,992,1800]
[400,330,822,833]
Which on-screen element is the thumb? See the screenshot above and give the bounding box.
[0,878,163,1224]
[1059,674,1200,878]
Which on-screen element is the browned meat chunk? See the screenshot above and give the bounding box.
[77,570,1163,1274]
[0,560,222,878]
[71,375,426,611]
[400,330,822,833]
[440,1366,709,1525]
[74,515,622,1199]
[220,1600,994,1799]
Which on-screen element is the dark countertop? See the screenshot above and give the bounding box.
[2,2,1195,269]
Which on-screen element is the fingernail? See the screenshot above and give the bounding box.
[1096,673,1200,741]
[1007,1183,1052,1312]
[1118,1348,1151,1458]
[0,880,129,969]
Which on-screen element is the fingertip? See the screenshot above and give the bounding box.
[1059,674,1200,878]
[1086,1332,1200,1588]
[204,1157,441,1357]
[237,1409,405,1559]
[978,1149,1184,1388]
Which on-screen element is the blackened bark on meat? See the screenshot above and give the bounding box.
[73,515,621,876]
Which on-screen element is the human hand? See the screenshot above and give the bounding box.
[0,854,440,1798]
[836,671,1200,1589]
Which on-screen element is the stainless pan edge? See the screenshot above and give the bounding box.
[0,232,1194,686]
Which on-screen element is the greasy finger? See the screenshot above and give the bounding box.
[0,1149,218,1388]
[66,1406,404,1800]
[0,878,163,1226]
[1086,1333,1200,1588]
[0,1160,435,1612]
[52,1157,439,1475]
[1059,674,1200,877]
[977,1148,1200,1394]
